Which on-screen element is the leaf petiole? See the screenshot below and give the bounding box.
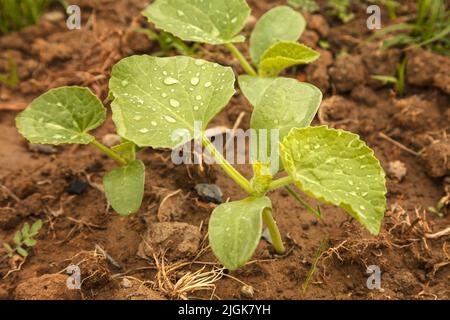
[267,176,294,191]
[224,42,257,76]
[201,134,253,194]
[90,139,128,166]
[262,207,285,254]
[284,185,321,219]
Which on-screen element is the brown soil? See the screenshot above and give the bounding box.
[0,0,449,300]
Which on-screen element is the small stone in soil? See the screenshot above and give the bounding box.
[240,285,255,298]
[194,183,222,204]
[67,178,88,195]
[388,160,407,182]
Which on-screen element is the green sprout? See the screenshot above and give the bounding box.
[3,220,43,258]
[15,0,387,271]
[371,57,407,95]
[371,0,449,55]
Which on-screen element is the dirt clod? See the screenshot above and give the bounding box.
[67,178,88,195]
[14,274,81,300]
[138,222,202,261]
[421,139,450,178]
[329,55,366,93]
[240,285,255,299]
[388,161,407,182]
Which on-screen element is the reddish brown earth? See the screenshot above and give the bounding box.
[0,0,449,300]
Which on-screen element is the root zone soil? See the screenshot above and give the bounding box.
[0,0,449,300]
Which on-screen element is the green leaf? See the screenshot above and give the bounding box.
[142,0,250,45]
[109,55,235,148]
[209,197,271,270]
[111,141,136,162]
[259,42,320,77]
[21,223,30,238]
[250,6,306,65]
[23,238,37,247]
[280,126,387,235]
[30,219,43,236]
[16,247,28,257]
[13,231,22,245]
[3,242,13,254]
[239,75,322,173]
[16,87,106,145]
[288,0,320,12]
[103,160,145,216]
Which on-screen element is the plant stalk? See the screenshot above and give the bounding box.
[262,208,285,254]
[285,186,321,219]
[224,43,257,76]
[201,135,253,194]
[90,139,128,166]
[267,176,294,191]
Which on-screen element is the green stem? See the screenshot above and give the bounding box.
[90,139,128,166]
[224,43,257,76]
[267,176,294,191]
[262,208,285,254]
[201,135,253,194]
[285,186,321,219]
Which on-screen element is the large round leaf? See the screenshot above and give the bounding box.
[142,0,250,45]
[16,86,106,145]
[250,6,306,65]
[109,55,235,148]
[281,126,387,235]
[209,196,271,270]
[239,75,322,173]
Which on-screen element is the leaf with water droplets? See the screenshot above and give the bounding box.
[103,160,145,216]
[280,126,387,235]
[239,75,322,173]
[209,196,271,270]
[250,6,306,65]
[109,55,235,148]
[16,87,106,145]
[142,0,250,45]
[259,42,320,77]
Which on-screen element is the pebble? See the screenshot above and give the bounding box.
[194,184,223,204]
[28,143,57,154]
[101,134,122,148]
[240,285,255,298]
[67,178,88,195]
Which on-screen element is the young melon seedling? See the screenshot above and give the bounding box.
[16,0,387,271]
[3,220,43,258]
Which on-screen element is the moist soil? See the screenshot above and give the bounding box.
[0,0,449,300]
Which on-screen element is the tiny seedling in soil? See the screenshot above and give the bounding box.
[0,0,52,34]
[3,220,43,258]
[0,58,19,88]
[371,57,407,95]
[16,0,387,271]
[370,0,449,55]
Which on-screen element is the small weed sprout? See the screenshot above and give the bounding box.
[3,220,43,258]
[16,0,387,270]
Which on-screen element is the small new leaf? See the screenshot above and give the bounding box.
[13,231,22,245]
[142,0,250,45]
[209,197,271,270]
[250,6,306,65]
[103,160,145,216]
[21,223,30,238]
[281,126,387,235]
[239,75,322,173]
[23,238,37,247]
[259,42,320,77]
[16,247,28,257]
[16,87,106,145]
[30,220,43,236]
